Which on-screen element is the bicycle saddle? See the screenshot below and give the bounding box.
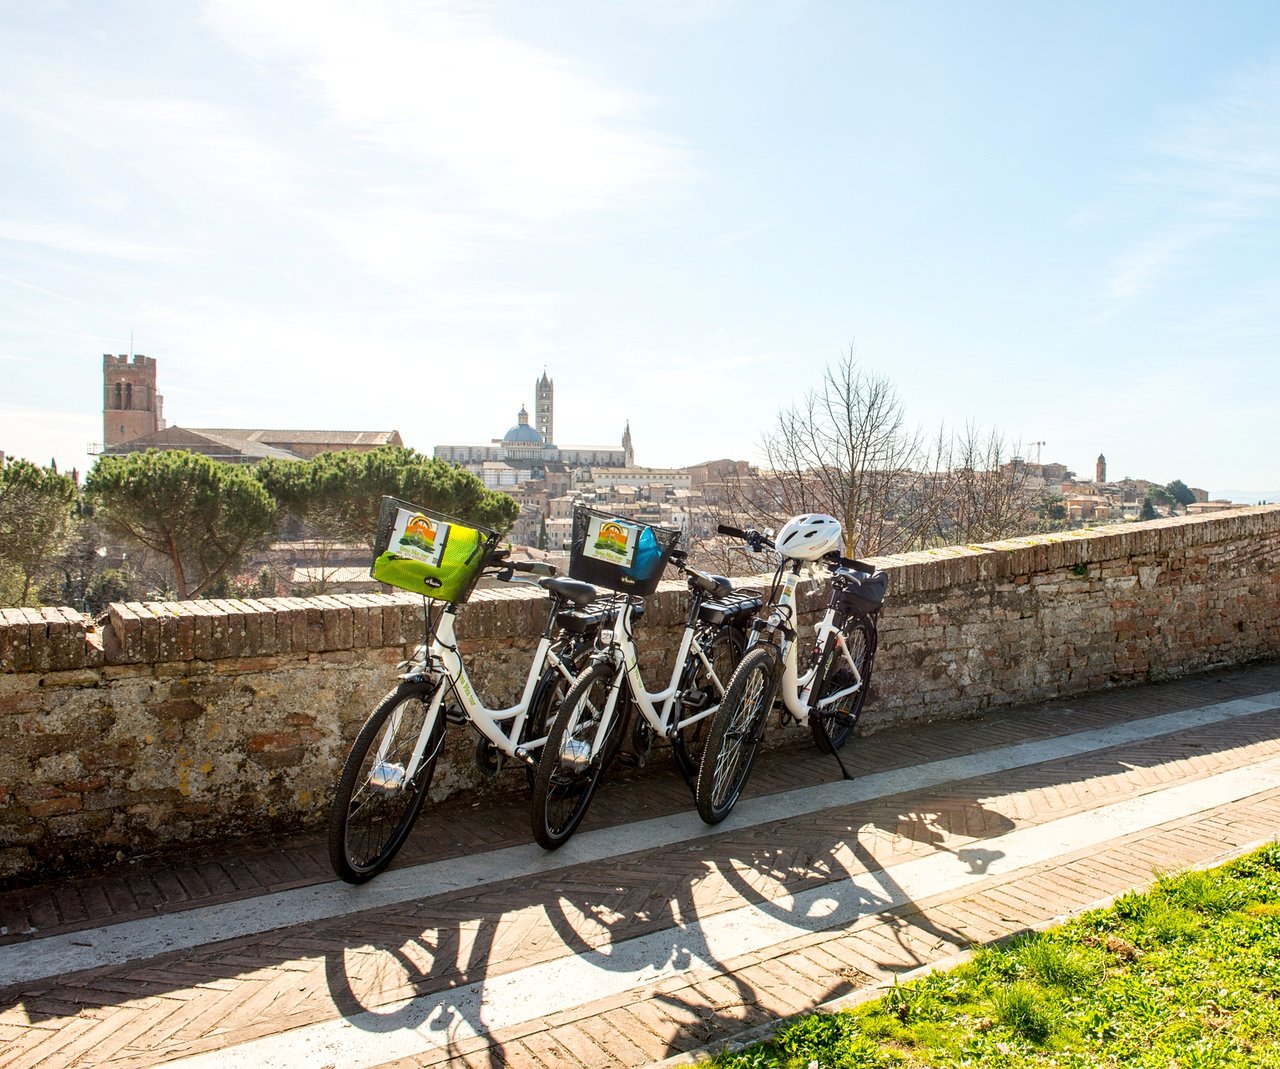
[686,569,733,599]
[539,576,599,609]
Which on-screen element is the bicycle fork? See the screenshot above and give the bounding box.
[370,684,448,795]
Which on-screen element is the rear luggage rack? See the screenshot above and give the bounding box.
[699,587,765,626]
[557,595,625,634]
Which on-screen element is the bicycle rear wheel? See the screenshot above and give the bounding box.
[327,680,444,884]
[695,644,780,825]
[809,617,875,753]
[522,659,576,788]
[676,625,744,770]
[531,662,624,849]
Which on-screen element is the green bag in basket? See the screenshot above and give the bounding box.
[370,498,497,602]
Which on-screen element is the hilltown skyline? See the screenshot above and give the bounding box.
[70,355,1276,508]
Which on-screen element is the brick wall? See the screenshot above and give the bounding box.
[2,507,1278,884]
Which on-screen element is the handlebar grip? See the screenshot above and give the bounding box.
[717,524,747,538]
[827,553,874,573]
[511,560,557,577]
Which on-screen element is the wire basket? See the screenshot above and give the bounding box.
[369,497,500,603]
[567,507,680,596]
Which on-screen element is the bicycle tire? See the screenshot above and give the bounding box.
[327,680,444,884]
[695,643,780,825]
[530,661,623,850]
[809,616,875,753]
[676,625,744,769]
[522,660,576,788]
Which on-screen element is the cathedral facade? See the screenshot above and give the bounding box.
[433,372,634,475]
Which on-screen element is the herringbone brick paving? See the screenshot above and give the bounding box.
[2,661,1280,1068]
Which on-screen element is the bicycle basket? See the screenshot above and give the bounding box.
[369,497,499,603]
[567,507,680,596]
[831,570,888,617]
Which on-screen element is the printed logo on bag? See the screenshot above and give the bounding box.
[584,517,637,567]
[392,510,450,567]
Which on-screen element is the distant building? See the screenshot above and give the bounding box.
[103,354,165,448]
[434,373,634,477]
[97,356,400,462]
[1096,453,1107,484]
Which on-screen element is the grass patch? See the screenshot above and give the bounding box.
[704,842,1280,1068]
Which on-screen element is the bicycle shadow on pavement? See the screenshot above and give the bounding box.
[320,903,517,1069]
[534,795,1008,1061]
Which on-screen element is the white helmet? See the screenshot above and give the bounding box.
[775,513,843,560]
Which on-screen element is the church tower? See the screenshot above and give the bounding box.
[622,421,634,467]
[1096,453,1107,484]
[535,371,554,445]
[103,353,164,448]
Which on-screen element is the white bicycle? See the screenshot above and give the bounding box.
[530,511,762,849]
[695,514,887,825]
[328,504,617,883]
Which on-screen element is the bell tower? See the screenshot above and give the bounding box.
[535,370,553,445]
[103,353,164,448]
[1096,453,1107,484]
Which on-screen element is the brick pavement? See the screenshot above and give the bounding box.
[2,661,1280,1068]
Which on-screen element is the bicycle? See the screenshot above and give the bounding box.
[328,498,616,883]
[695,513,888,826]
[530,507,763,849]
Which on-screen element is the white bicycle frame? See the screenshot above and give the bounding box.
[579,597,735,761]
[750,565,868,723]
[380,605,585,784]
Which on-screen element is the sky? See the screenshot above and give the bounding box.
[3,1,1279,499]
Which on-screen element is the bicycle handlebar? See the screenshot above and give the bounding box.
[717,522,874,572]
[824,551,875,575]
[716,523,772,551]
[511,559,557,577]
[491,557,558,583]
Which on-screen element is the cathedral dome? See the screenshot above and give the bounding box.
[503,405,544,445]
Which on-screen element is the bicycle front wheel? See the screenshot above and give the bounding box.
[327,680,445,884]
[695,644,780,825]
[809,617,875,753]
[531,662,622,850]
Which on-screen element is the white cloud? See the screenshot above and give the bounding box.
[202,0,693,223]
[1106,55,1280,302]
[1106,220,1225,300]
[0,220,189,263]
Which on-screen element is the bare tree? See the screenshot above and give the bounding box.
[932,424,1039,544]
[703,351,1041,559]
[746,350,947,557]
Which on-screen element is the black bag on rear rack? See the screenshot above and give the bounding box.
[831,570,888,617]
